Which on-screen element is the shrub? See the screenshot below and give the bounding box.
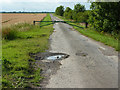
[2,23,33,40]
[2,27,18,40]
[89,2,120,34]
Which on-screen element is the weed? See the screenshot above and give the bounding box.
[2,27,18,40]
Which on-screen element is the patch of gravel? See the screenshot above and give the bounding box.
[29,52,69,87]
[35,59,61,87]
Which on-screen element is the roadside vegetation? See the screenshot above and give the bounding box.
[54,2,120,51]
[2,14,53,88]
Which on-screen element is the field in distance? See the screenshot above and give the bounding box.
[2,13,46,27]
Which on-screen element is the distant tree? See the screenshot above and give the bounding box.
[55,3,89,28]
[55,6,64,16]
[72,3,86,21]
[72,12,78,21]
[67,10,73,19]
[74,3,85,13]
[63,7,73,19]
[64,7,72,12]
[77,11,89,22]
[77,11,89,28]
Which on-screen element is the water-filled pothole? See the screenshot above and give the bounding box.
[30,52,69,61]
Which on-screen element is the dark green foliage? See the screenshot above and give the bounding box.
[67,10,73,19]
[55,3,89,28]
[2,58,12,70]
[72,3,86,21]
[64,7,72,12]
[55,5,64,16]
[63,7,73,19]
[2,78,13,88]
[72,11,77,21]
[88,2,120,34]
[76,11,89,22]
[63,3,87,21]
[74,3,85,13]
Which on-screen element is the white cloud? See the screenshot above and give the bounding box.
[0,0,12,3]
[0,0,89,3]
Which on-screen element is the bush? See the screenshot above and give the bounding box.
[2,27,18,40]
[89,2,120,34]
[2,23,33,40]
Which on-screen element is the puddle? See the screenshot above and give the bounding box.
[46,55,66,60]
[30,52,69,61]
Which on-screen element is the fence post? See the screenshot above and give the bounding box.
[33,21,35,25]
[85,22,88,28]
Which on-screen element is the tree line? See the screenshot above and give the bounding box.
[55,4,89,23]
[55,2,120,36]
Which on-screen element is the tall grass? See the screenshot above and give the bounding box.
[2,27,18,40]
[2,23,34,40]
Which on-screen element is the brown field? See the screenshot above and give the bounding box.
[2,13,46,27]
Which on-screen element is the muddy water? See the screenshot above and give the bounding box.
[30,52,69,61]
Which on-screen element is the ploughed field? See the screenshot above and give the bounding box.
[2,13,46,26]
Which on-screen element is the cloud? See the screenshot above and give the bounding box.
[0,1,91,12]
[0,0,12,3]
[0,0,89,3]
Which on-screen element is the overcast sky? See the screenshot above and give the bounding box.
[0,0,91,12]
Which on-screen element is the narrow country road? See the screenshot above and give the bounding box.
[46,14,118,88]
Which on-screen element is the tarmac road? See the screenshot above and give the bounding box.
[46,14,118,88]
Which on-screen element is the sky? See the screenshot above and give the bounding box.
[0,0,91,12]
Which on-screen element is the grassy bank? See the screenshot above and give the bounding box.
[53,14,119,51]
[2,14,54,88]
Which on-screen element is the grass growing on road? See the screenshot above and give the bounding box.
[53,14,119,51]
[2,14,53,88]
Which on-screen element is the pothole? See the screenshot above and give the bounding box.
[75,52,88,57]
[30,52,69,61]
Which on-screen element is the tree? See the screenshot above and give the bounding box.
[74,3,85,13]
[63,7,73,19]
[55,6,64,16]
[77,11,89,28]
[72,3,86,21]
[64,7,72,12]
[67,10,73,19]
[72,11,78,21]
[88,2,120,34]
[77,11,89,22]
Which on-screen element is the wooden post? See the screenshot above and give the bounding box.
[40,21,41,27]
[85,22,88,28]
[33,21,35,25]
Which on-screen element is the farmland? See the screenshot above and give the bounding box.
[2,13,46,27]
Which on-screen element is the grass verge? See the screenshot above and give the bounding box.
[53,14,119,51]
[2,14,54,88]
